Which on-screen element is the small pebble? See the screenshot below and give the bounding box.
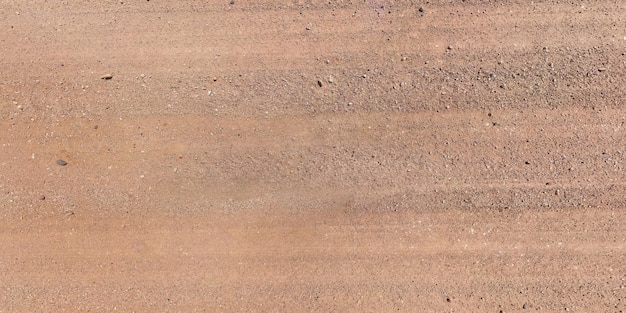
[56,159,68,166]
[317,80,323,87]
[39,195,46,200]
[101,74,113,80]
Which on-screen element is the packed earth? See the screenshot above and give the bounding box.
[1,0,625,312]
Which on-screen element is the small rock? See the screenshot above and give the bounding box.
[327,76,334,83]
[101,74,113,80]
[56,159,68,166]
[229,0,234,4]
[39,195,46,200]
[418,7,424,16]
[598,68,607,72]
[94,125,98,129]
[401,56,407,61]
[317,80,323,87]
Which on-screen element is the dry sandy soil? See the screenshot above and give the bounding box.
[1,0,626,312]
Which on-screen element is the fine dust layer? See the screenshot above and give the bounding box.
[1,1,625,312]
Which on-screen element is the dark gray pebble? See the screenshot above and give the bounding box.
[56,159,68,166]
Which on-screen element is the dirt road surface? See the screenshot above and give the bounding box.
[1,0,626,312]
